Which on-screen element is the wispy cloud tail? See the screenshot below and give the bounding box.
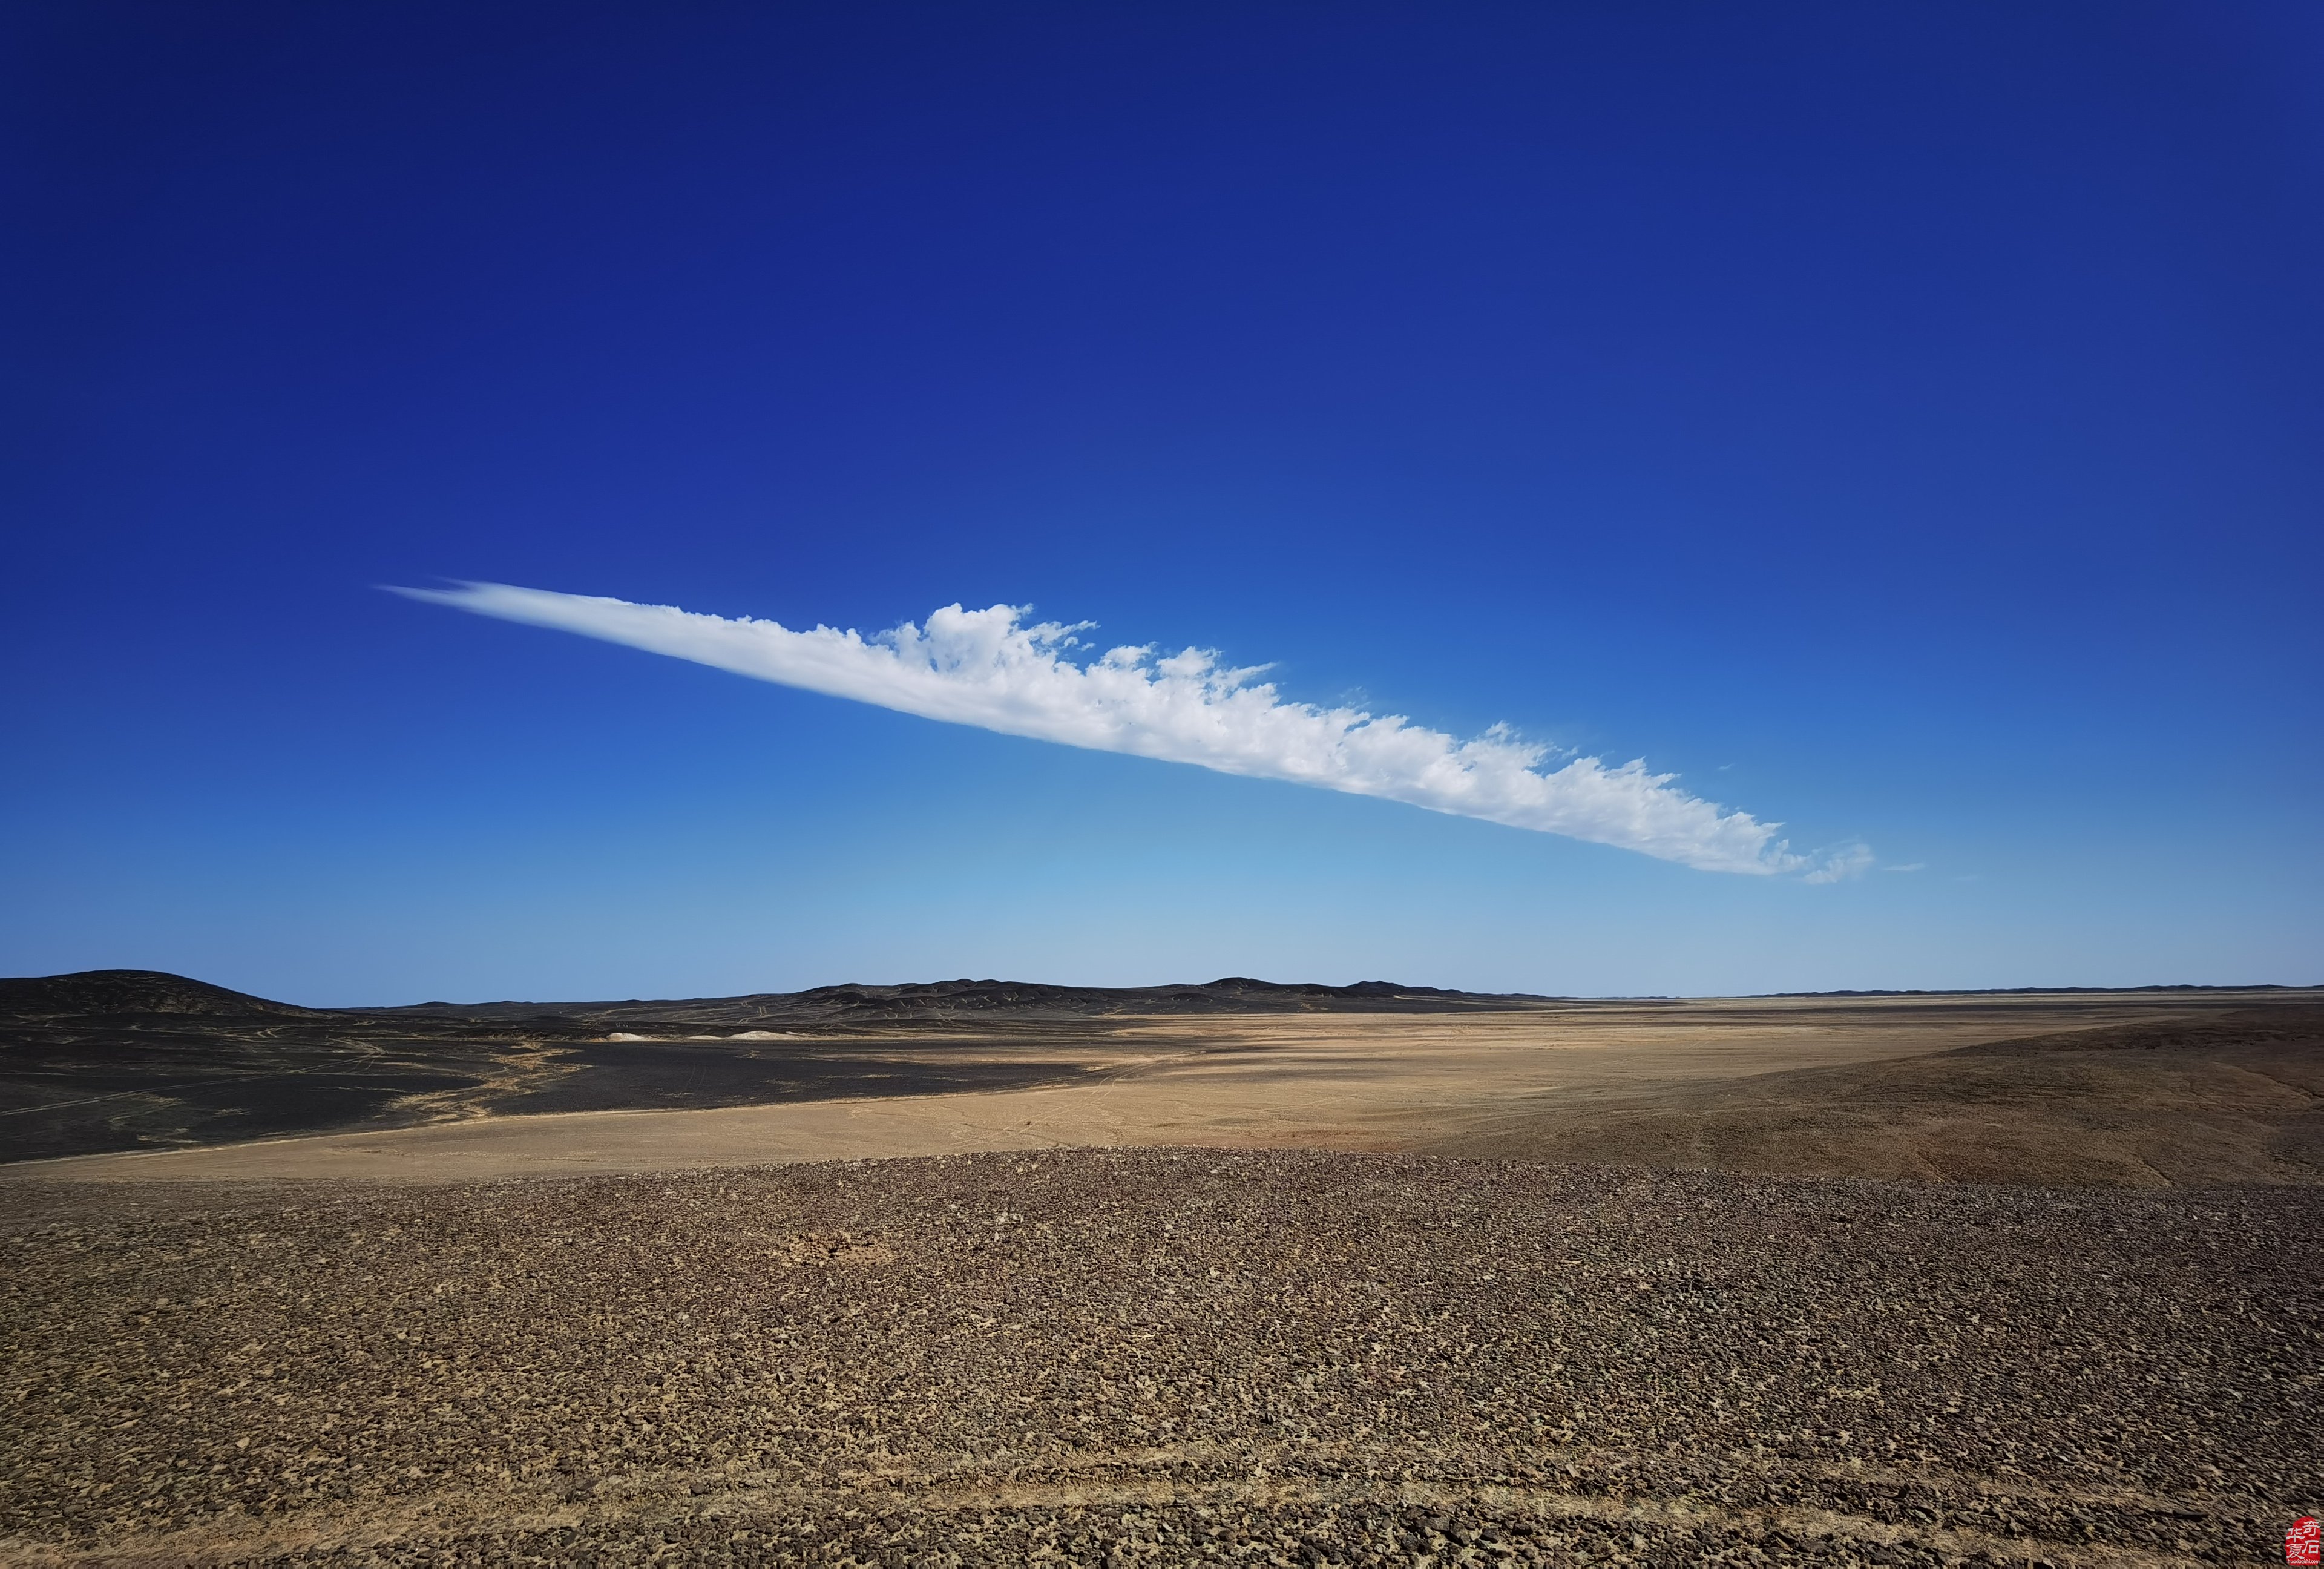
[392,581,1863,877]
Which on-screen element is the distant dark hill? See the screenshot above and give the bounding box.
[0,969,321,1021]
[0,969,1557,1165]
[379,975,1552,1026]
[3,970,1544,1031]
[748,975,1518,1019]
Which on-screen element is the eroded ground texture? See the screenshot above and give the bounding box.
[4,1150,2316,1567]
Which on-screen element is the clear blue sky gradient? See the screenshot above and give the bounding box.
[5,3,2319,1002]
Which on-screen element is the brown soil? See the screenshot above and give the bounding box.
[2,1150,2314,1567]
[1423,1007,2324,1188]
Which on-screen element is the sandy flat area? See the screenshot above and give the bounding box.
[8,992,2282,1185]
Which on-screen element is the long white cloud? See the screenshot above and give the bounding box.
[392,581,1858,877]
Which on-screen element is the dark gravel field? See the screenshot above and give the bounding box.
[2,1150,2316,1566]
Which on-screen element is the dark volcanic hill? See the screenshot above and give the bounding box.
[0,970,1554,1165]
[0,969,322,1021]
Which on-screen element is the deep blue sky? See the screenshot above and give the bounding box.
[5,2,2319,1002]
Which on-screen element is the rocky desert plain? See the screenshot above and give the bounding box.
[1,972,2318,1566]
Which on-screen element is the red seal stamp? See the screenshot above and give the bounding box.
[2289,1516,2322,1567]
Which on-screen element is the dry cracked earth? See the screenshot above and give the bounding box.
[4,1150,2317,1567]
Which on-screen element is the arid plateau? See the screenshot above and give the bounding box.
[2,974,2317,1565]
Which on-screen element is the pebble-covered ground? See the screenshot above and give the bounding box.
[2,1150,2316,1566]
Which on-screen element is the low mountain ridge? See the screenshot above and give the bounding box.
[268,973,1554,1024]
[0,969,323,1021]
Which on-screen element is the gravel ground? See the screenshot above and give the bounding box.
[2,1149,2316,1566]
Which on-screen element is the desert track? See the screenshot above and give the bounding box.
[4,1150,2313,1566]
